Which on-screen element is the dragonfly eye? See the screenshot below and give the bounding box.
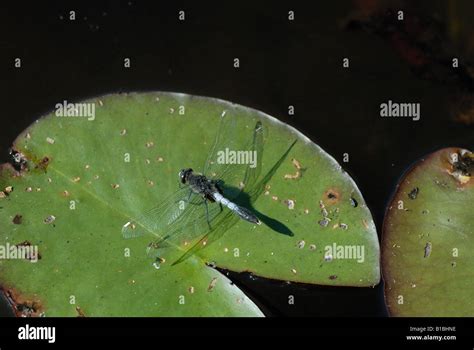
[179,168,193,184]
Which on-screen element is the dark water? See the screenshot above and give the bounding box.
[0,293,14,317]
[0,1,472,317]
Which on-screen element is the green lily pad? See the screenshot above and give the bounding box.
[0,92,379,316]
[382,147,474,316]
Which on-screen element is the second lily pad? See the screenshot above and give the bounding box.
[383,148,473,316]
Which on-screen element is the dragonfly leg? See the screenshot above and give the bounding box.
[204,199,212,230]
[175,190,201,206]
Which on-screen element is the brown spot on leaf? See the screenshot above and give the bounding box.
[327,192,337,199]
[447,150,473,186]
[284,171,300,180]
[362,219,370,229]
[323,188,341,204]
[13,214,22,224]
[284,158,305,180]
[76,306,86,317]
[207,277,218,292]
[35,156,50,172]
[424,242,432,258]
[1,287,44,317]
[408,187,419,200]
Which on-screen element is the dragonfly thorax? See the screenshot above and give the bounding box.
[179,169,218,198]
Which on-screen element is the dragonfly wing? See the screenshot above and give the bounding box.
[203,116,264,199]
[145,200,225,258]
[240,120,264,192]
[173,209,239,265]
[121,186,203,239]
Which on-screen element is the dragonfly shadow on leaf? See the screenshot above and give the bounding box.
[223,184,294,237]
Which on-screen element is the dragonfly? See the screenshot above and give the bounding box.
[122,112,266,265]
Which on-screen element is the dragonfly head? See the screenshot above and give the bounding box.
[179,168,193,184]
